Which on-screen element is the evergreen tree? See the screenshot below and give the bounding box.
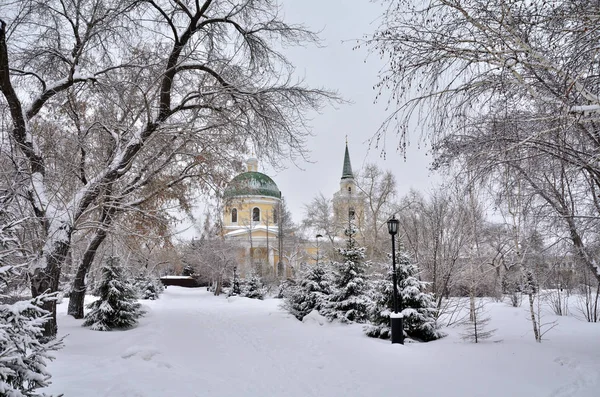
[0,192,63,396]
[134,272,164,300]
[182,264,195,277]
[397,251,442,341]
[242,272,266,300]
[283,262,333,320]
[322,225,372,323]
[83,257,144,331]
[365,251,442,341]
[364,265,396,339]
[0,290,64,397]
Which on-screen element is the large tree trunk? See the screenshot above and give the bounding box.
[68,224,110,318]
[31,237,71,339]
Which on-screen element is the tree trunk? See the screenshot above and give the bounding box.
[528,293,540,342]
[31,237,71,339]
[68,229,108,318]
[68,205,113,318]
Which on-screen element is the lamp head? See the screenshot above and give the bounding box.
[387,215,399,236]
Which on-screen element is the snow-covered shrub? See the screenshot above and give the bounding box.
[83,257,144,331]
[365,251,442,342]
[134,272,164,300]
[502,269,523,307]
[321,228,372,324]
[283,263,333,320]
[0,291,64,397]
[1,195,63,396]
[276,278,296,299]
[241,272,266,300]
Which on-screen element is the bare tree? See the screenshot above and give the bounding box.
[367,0,600,283]
[302,193,340,245]
[399,187,474,308]
[183,238,238,296]
[356,163,397,260]
[0,0,337,337]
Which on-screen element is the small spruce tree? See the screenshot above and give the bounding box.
[397,251,442,341]
[364,264,396,339]
[0,269,64,397]
[366,251,442,341]
[283,262,334,320]
[83,257,144,331]
[0,197,63,396]
[242,272,266,300]
[321,224,372,323]
[134,272,164,300]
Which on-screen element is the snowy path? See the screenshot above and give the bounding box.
[45,288,600,397]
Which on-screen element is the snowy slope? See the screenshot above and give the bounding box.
[44,288,600,397]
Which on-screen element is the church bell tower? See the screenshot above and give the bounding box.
[332,142,364,232]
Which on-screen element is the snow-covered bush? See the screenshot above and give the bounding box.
[276,278,296,299]
[1,194,63,396]
[241,272,266,300]
[227,269,242,297]
[134,272,164,300]
[83,257,144,331]
[365,251,442,342]
[0,288,64,397]
[321,228,372,324]
[283,263,333,320]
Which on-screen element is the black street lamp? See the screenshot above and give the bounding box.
[315,234,323,266]
[387,215,404,345]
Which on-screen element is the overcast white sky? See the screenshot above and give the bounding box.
[262,0,442,224]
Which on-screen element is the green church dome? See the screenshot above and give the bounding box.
[223,171,281,199]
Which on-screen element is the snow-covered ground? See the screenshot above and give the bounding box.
[44,288,599,397]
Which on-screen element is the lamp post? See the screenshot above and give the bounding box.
[315,234,323,266]
[387,215,404,345]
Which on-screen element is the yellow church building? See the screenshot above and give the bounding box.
[222,157,284,276]
[221,143,364,277]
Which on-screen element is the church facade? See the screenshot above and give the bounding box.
[222,157,284,276]
[220,143,364,277]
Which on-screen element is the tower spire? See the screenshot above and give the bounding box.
[342,141,354,180]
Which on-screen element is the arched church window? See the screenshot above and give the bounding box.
[253,207,260,222]
[272,208,278,224]
[348,186,352,194]
[231,208,238,223]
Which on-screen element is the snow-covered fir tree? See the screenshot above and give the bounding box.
[321,224,372,323]
[364,264,396,339]
[0,288,64,397]
[365,250,442,341]
[134,272,164,300]
[397,251,442,341]
[283,262,334,320]
[241,272,266,300]
[83,257,144,331]
[0,192,63,396]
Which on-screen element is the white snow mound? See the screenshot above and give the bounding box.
[302,309,327,326]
